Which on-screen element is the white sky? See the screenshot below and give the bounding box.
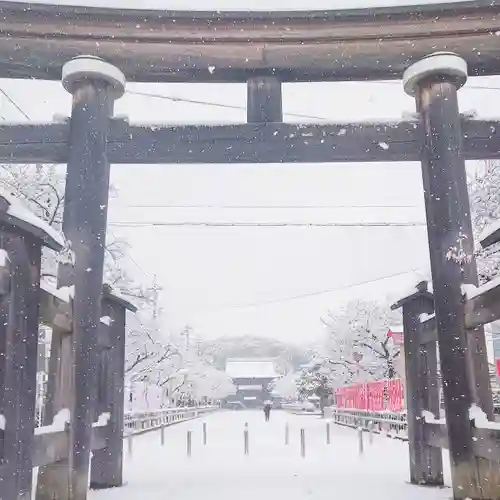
[3,0,499,345]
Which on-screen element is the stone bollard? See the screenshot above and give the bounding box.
[285,422,289,445]
[127,432,133,457]
[326,422,331,445]
[358,427,364,455]
[300,428,306,458]
[187,430,192,457]
[203,422,207,445]
[244,422,249,455]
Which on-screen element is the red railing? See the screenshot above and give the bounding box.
[335,379,404,412]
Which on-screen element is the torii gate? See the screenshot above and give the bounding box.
[0,1,498,499]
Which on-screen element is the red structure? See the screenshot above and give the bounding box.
[335,379,404,412]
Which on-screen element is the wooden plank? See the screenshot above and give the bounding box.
[419,316,437,344]
[0,0,499,82]
[90,299,127,489]
[122,120,418,163]
[424,423,500,462]
[0,122,67,163]
[1,119,500,165]
[39,284,72,333]
[246,76,282,123]
[0,232,40,500]
[465,280,500,330]
[414,279,500,340]
[479,222,500,249]
[401,295,443,485]
[16,237,42,499]
[32,427,108,468]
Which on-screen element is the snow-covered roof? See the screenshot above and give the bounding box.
[225,358,278,379]
[102,283,137,312]
[479,219,500,248]
[0,191,64,251]
[388,325,403,334]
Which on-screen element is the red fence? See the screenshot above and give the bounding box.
[335,379,404,412]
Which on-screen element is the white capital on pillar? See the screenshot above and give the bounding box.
[62,55,126,99]
[403,52,468,97]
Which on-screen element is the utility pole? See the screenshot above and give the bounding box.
[151,274,160,320]
[181,325,192,351]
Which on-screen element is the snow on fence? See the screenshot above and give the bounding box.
[334,379,404,412]
[326,407,408,438]
[124,406,218,435]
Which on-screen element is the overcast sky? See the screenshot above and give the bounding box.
[3,0,498,345]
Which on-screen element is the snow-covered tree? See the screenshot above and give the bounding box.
[2,164,234,406]
[295,363,332,414]
[272,372,300,400]
[321,300,401,385]
[0,162,162,342]
[469,159,500,283]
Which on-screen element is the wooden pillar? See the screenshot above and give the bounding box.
[403,52,495,499]
[246,76,282,123]
[0,230,43,500]
[90,287,135,489]
[392,283,443,485]
[36,56,125,500]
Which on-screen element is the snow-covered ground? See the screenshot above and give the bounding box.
[90,410,452,500]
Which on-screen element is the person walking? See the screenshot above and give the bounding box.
[263,400,272,422]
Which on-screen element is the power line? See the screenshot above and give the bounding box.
[204,267,422,311]
[0,88,31,120]
[108,220,426,228]
[126,83,500,122]
[126,203,420,210]
[125,89,328,121]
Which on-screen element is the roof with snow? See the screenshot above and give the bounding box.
[225,358,278,379]
[388,325,403,334]
[0,191,64,251]
[102,283,137,312]
[391,280,433,311]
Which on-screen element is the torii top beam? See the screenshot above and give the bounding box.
[0,0,499,83]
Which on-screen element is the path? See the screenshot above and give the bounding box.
[90,410,452,500]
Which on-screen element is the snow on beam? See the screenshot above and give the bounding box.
[423,421,500,461]
[413,276,500,334]
[0,122,67,164]
[102,283,137,312]
[2,119,500,164]
[0,190,64,250]
[32,425,108,467]
[479,219,500,249]
[39,281,72,333]
[391,280,433,310]
[419,315,437,344]
[38,281,136,333]
[463,276,500,330]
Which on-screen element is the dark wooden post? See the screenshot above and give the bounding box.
[392,281,443,486]
[37,55,125,500]
[403,52,495,499]
[247,76,282,123]
[90,285,136,489]
[0,195,62,500]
